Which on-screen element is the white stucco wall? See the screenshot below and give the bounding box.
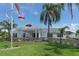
[13,28,77,39]
[40,32,47,38]
[17,32,23,38]
[53,34,57,38]
[76,35,79,38]
[13,30,32,38]
[69,34,76,38]
[62,35,67,39]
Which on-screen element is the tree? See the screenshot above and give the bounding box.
[0,30,8,41]
[0,19,17,40]
[59,26,69,44]
[65,31,73,38]
[76,29,79,36]
[40,3,64,38]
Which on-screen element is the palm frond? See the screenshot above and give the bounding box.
[41,3,64,26]
[0,19,17,30]
[40,10,47,23]
[67,3,73,18]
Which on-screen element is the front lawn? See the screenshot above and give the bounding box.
[0,40,79,56]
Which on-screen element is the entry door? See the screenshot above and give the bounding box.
[23,33,26,38]
[32,33,35,38]
[37,33,39,38]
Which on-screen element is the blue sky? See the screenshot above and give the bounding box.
[0,3,79,32]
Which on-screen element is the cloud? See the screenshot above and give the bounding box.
[68,23,79,33]
[52,23,79,33]
[56,23,79,33]
[70,23,78,27]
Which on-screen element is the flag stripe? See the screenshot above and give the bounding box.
[14,3,21,14]
[14,3,25,20]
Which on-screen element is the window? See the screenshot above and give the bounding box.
[13,33,17,38]
[47,33,53,37]
[23,33,26,38]
[32,33,35,38]
[37,33,39,38]
[57,33,63,37]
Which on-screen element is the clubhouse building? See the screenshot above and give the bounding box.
[13,24,79,40]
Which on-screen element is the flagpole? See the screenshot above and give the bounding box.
[10,3,24,48]
[6,13,13,48]
[10,16,13,48]
[10,3,14,48]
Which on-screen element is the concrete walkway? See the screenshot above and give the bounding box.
[0,47,20,51]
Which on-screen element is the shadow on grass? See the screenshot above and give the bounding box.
[44,42,63,55]
[46,41,79,49]
[44,41,79,56]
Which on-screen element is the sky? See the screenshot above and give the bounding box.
[0,3,79,32]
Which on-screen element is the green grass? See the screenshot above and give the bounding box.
[0,40,79,56]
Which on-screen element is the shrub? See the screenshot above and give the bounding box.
[3,45,9,48]
[53,47,62,54]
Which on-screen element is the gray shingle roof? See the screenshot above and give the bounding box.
[13,26,63,34]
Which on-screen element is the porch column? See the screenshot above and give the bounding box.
[38,29,41,38]
[35,29,37,38]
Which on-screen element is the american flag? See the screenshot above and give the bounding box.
[14,3,25,20]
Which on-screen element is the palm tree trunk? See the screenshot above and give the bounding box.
[60,36,62,44]
[8,30,11,41]
[60,33,63,44]
[47,21,50,38]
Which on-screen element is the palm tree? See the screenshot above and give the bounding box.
[59,26,69,44]
[40,3,64,38]
[76,29,79,36]
[0,19,17,40]
[0,30,8,41]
